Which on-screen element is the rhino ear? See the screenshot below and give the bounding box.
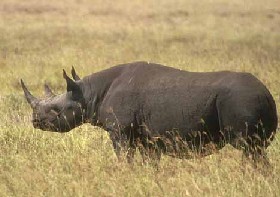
[63,69,82,99]
[71,66,81,81]
[20,79,39,108]
[44,84,55,98]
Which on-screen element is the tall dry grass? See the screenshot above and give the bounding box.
[0,0,280,196]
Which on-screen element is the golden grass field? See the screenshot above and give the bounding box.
[1,0,280,196]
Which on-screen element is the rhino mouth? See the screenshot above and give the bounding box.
[32,119,60,132]
[33,118,72,132]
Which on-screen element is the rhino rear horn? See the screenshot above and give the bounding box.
[44,84,55,98]
[71,66,81,81]
[63,69,82,100]
[20,79,39,108]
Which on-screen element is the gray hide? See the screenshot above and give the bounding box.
[21,61,278,164]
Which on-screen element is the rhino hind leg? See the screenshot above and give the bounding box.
[217,114,271,167]
[242,126,271,168]
[230,134,270,167]
[137,137,162,167]
[216,96,274,167]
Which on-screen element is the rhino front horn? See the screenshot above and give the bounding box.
[20,79,39,108]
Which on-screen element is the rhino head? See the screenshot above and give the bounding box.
[21,68,85,132]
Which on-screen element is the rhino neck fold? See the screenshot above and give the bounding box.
[80,65,125,125]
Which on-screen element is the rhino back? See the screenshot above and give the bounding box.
[99,62,224,134]
[97,62,277,138]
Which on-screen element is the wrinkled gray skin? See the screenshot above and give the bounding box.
[21,69,85,132]
[21,62,278,164]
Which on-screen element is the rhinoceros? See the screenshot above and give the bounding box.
[21,61,278,164]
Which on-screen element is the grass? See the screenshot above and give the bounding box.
[1,0,280,196]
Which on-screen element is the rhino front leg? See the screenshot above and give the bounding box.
[137,137,162,167]
[126,145,136,164]
[108,129,125,161]
[107,126,136,163]
[109,133,121,160]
